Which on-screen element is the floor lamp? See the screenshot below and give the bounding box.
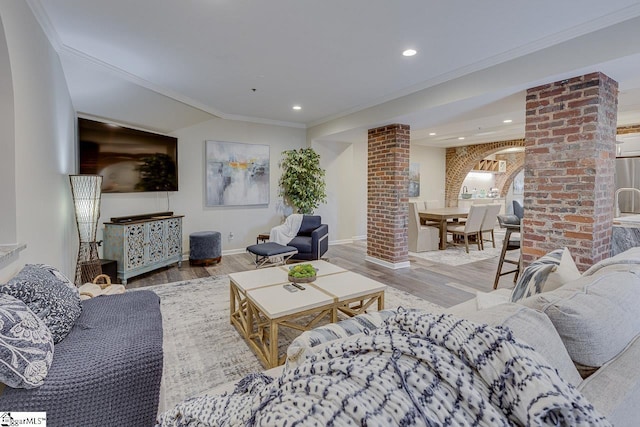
[70,174,103,286]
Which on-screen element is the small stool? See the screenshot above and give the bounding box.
[493,217,521,289]
[246,242,298,268]
[189,231,222,266]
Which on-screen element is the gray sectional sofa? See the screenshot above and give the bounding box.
[158,247,640,426]
[444,247,640,426]
[0,290,163,426]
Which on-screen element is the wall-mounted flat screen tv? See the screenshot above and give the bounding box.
[78,117,178,193]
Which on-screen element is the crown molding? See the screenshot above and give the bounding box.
[26,0,306,130]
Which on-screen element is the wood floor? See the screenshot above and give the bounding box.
[126,240,518,308]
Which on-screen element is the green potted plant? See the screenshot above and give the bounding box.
[135,153,177,191]
[278,148,327,214]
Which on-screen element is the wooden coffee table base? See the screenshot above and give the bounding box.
[337,291,385,317]
[228,261,387,369]
[230,282,336,368]
[230,282,386,369]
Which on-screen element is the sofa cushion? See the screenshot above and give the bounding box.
[287,236,312,253]
[510,247,580,302]
[461,303,583,387]
[520,270,640,368]
[1,264,82,343]
[297,215,321,236]
[0,293,54,388]
[475,288,511,310]
[582,246,640,277]
[577,333,640,426]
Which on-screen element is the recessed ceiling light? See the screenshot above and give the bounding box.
[429,132,436,136]
[458,137,465,140]
[503,119,513,123]
[402,49,417,57]
[292,105,302,110]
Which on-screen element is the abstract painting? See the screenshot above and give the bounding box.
[408,162,420,197]
[205,141,270,206]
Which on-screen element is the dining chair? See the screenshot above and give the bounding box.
[513,199,524,221]
[408,202,439,252]
[446,205,486,253]
[425,199,442,209]
[479,204,502,249]
[419,200,440,226]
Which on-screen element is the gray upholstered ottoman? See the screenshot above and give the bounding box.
[246,242,298,268]
[189,231,222,266]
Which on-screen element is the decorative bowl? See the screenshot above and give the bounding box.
[461,193,473,199]
[288,274,317,284]
[288,264,318,284]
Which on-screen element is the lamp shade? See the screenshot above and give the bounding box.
[70,174,103,285]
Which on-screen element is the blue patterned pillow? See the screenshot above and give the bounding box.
[0,293,54,388]
[511,249,564,302]
[1,264,82,343]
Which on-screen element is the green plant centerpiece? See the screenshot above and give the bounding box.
[278,148,327,214]
[288,263,318,283]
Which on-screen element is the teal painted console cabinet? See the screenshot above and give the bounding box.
[103,215,183,285]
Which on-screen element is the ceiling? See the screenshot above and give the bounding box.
[29,0,640,147]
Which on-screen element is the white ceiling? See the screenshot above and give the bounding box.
[29,0,640,146]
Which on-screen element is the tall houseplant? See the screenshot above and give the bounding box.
[279,148,327,214]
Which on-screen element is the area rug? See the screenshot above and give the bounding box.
[410,244,503,266]
[410,230,506,266]
[140,275,444,414]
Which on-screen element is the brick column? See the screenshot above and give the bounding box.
[367,124,410,268]
[524,72,618,271]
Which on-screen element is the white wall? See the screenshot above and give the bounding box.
[313,137,368,242]
[97,117,307,254]
[0,2,77,282]
[0,17,15,245]
[408,145,446,205]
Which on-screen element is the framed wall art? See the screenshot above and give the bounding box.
[205,140,270,206]
[408,162,420,197]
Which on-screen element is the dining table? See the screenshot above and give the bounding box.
[418,206,470,250]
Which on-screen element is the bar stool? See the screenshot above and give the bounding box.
[493,215,521,289]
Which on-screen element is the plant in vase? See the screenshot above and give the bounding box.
[278,148,327,214]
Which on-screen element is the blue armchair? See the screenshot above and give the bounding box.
[288,215,329,260]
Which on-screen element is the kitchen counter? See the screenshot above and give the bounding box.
[612,222,640,256]
[458,198,506,214]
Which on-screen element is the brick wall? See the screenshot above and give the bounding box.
[445,139,525,207]
[523,72,618,270]
[367,124,410,265]
[443,123,639,207]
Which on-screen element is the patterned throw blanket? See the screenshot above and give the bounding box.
[157,310,610,426]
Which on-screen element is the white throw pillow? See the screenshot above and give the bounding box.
[542,247,582,292]
[511,247,580,302]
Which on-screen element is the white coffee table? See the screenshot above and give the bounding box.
[229,260,386,368]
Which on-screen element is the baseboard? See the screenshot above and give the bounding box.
[365,256,410,270]
[221,248,247,256]
[213,238,357,257]
[329,239,354,245]
[352,235,367,241]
